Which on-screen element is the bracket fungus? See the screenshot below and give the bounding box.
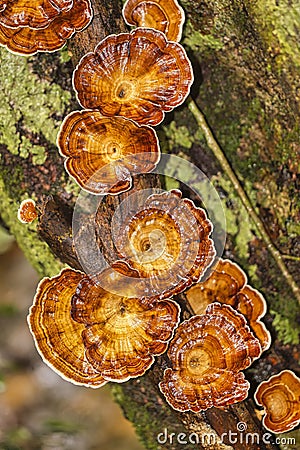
[57,110,160,194]
[185,258,271,351]
[0,0,92,55]
[254,370,300,433]
[17,198,38,224]
[112,189,215,300]
[71,271,180,382]
[28,268,107,388]
[0,0,73,29]
[159,303,262,412]
[73,27,193,126]
[122,0,185,42]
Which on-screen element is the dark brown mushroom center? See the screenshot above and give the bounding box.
[115,81,133,101]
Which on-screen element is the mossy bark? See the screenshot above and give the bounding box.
[0,0,299,449]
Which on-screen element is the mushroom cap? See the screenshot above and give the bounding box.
[17,198,38,223]
[71,270,180,382]
[254,370,300,433]
[0,0,92,55]
[122,0,185,42]
[57,110,160,195]
[72,27,193,126]
[159,303,262,412]
[27,268,106,388]
[0,0,73,29]
[112,189,215,300]
[185,258,271,351]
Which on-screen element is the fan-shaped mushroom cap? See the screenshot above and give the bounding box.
[73,28,193,126]
[0,0,92,55]
[112,189,215,300]
[159,303,261,412]
[17,199,38,223]
[71,270,180,382]
[254,370,300,433]
[57,110,160,195]
[0,0,73,29]
[122,0,185,42]
[28,268,106,388]
[185,258,271,351]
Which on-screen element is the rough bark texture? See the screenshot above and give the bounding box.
[0,0,299,449]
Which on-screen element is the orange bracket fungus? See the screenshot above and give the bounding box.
[72,27,193,126]
[57,110,160,195]
[17,198,38,224]
[111,189,215,300]
[254,370,300,433]
[159,303,262,412]
[0,0,73,29]
[28,268,106,388]
[0,0,92,55]
[185,258,271,351]
[71,270,180,382]
[122,0,185,42]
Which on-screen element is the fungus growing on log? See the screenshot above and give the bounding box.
[28,268,106,388]
[112,189,215,300]
[73,27,193,126]
[185,258,271,351]
[254,370,300,433]
[71,270,180,382]
[0,0,92,55]
[122,0,185,42]
[57,110,160,195]
[17,199,38,224]
[159,303,262,412]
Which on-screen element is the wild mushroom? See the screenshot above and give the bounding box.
[111,189,215,300]
[0,0,92,55]
[0,0,73,29]
[185,258,271,351]
[57,110,160,195]
[28,268,106,388]
[71,267,180,382]
[122,0,185,42]
[17,198,38,223]
[72,27,193,126]
[254,370,300,433]
[159,303,262,412]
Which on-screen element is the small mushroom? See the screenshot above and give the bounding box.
[71,269,180,382]
[0,0,72,29]
[113,189,215,300]
[122,0,185,42]
[185,258,271,351]
[0,0,92,55]
[73,27,193,126]
[17,198,38,223]
[28,268,106,388]
[57,110,160,195]
[159,303,262,412]
[254,370,300,433]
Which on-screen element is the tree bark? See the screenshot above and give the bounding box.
[0,0,299,449]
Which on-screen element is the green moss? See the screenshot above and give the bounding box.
[163,121,194,149]
[0,48,71,159]
[183,22,224,54]
[212,174,256,260]
[245,0,300,70]
[0,178,63,278]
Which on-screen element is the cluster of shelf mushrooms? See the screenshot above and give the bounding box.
[7,0,300,436]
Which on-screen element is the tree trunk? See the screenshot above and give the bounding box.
[0,0,299,449]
